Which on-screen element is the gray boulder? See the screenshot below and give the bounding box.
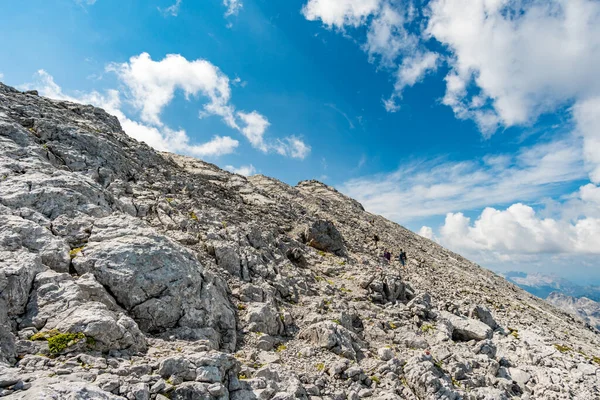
[439,311,493,342]
[469,305,499,330]
[20,269,146,353]
[299,321,362,360]
[245,303,283,336]
[5,376,123,399]
[0,215,69,272]
[213,242,242,277]
[303,220,345,256]
[72,215,236,351]
[403,354,461,400]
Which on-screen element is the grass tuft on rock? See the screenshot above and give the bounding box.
[554,344,572,353]
[48,332,86,353]
[30,329,89,354]
[276,344,287,352]
[69,247,84,259]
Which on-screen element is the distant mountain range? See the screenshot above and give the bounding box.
[546,292,600,330]
[502,271,600,329]
[502,271,600,302]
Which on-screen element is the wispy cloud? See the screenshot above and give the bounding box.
[223,0,242,17]
[340,137,585,222]
[326,103,354,129]
[159,0,182,17]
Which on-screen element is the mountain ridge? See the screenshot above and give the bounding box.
[0,82,599,399]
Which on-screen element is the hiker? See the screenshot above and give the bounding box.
[398,250,405,267]
[383,249,391,263]
[399,249,407,267]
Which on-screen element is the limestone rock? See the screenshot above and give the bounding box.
[245,303,283,336]
[72,215,236,351]
[20,269,146,353]
[439,311,493,342]
[469,305,498,330]
[6,376,123,399]
[303,220,345,256]
[299,321,363,360]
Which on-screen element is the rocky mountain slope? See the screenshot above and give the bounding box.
[546,292,600,331]
[0,82,599,400]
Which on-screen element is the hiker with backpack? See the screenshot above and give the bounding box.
[398,249,407,267]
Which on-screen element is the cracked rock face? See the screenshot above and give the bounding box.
[1,82,600,399]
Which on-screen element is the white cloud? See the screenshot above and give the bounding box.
[159,0,182,17]
[427,200,600,257]
[418,226,435,240]
[364,4,410,66]
[340,137,585,221]
[427,0,600,130]
[223,0,243,17]
[383,96,400,112]
[107,53,309,158]
[225,164,256,176]
[384,50,439,110]
[395,51,438,91]
[274,136,312,160]
[238,111,269,152]
[0,73,4,81]
[573,97,600,184]
[108,53,235,127]
[303,0,437,108]
[303,0,600,168]
[23,70,239,158]
[302,0,381,28]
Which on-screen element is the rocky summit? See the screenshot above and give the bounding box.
[0,81,599,400]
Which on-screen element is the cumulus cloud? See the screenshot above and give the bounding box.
[223,0,243,17]
[302,0,381,28]
[364,4,409,66]
[159,0,182,17]
[427,0,600,130]
[418,226,435,241]
[22,70,239,158]
[107,53,309,158]
[424,198,600,258]
[108,53,235,127]
[238,111,269,152]
[225,164,256,176]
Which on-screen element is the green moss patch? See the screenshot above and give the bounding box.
[554,344,572,353]
[48,332,86,353]
[69,247,84,259]
[30,329,90,354]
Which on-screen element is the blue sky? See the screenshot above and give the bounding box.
[1,0,599,284]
